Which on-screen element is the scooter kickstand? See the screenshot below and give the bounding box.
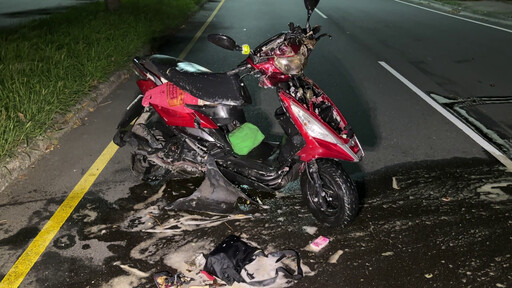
[168,156,252,214]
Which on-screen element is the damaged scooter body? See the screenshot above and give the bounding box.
[169,157,252,214]
[115,56,304,214]
[114,0,365,226]
[116,57,253,213]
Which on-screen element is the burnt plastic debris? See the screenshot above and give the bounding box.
[153,271,191,288]
[204,235,303,286]
[153,271,173,288]
[204,235,259,285]
[167,157,252,214]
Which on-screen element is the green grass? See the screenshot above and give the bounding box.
[0,0,202,160]
[434,0,463,6]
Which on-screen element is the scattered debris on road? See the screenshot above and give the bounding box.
[328,250,344,264]
[392,176,400,190]
[306,236,330,252]
[302,226,318,236]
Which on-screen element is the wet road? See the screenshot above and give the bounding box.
[1,0,512,287]
[3,156,511,287]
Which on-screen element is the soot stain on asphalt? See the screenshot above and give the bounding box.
[306,157,512,288]
[0,226,40,249]
[28,177,207,287]
[31,251,103,288]
[52,233,77,250]
[28,157,512,287]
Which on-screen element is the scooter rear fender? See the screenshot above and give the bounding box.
[116,94,144,129]
[142,82,218,129]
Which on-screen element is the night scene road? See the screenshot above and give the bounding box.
[1,0,511,287]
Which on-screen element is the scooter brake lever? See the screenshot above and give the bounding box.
[315,33,332,41]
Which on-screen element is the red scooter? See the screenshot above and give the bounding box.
[114,0,364,226]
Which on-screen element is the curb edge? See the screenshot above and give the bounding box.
[0,70,130,193]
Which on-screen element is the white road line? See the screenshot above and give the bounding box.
[315,8,328,19]
[394,0,512,33]
[378,61,512,171]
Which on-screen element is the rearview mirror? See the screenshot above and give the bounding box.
[207,34,239,51]
[304,0,320,13]
[304,0,320,31]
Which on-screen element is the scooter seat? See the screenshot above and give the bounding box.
[140,55,251,105]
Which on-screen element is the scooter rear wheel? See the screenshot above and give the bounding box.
[301,159,359,227]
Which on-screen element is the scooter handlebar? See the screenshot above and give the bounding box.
[227,63,253,75]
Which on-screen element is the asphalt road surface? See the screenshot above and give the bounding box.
[1,0,511,287]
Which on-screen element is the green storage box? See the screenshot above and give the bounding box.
[228,123,265,155]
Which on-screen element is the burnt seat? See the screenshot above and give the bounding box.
[139,55,251,105]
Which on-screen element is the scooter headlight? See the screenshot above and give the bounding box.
[289,101,341,145]
[274,54,306,75]
[274,44,308,75]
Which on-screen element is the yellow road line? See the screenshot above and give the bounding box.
[0,0,226,286]
[0,141,118,288]
[179,0,226,60]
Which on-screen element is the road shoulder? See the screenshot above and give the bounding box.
[400,0,512,27]
[0,71,129,193]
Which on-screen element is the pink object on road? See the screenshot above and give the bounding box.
[309,236,330,252]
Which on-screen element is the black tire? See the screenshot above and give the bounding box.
[301,159,359,227]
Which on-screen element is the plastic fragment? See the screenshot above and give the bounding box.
[153,272,192,288]
[201,270,215,281]
[392,177,399,189]
[308,236,329,252]
[153,271,174,288]
[328,250,344,263]
[302,226,318,236]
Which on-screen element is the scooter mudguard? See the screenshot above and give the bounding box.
[168,157,252,214]
[116,95,144,129]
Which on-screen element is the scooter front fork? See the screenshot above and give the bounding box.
[306,160,329,210]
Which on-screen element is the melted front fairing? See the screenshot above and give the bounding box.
[279,85,364,162]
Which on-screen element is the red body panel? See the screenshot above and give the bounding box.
[136,79,157,94]
[141,82,218,129]
[300,137,356,162]
[279,90,361,162]
[135,53,362,164]
[247,58,290,87]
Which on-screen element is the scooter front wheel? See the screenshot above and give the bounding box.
[301,159,359,227]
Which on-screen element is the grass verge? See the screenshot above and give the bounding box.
[433,0,463,7]
[0,0,203,160]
